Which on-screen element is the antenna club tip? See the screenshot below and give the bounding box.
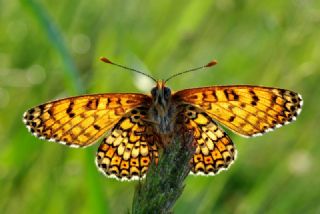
[205,60,218,67]
[100,57,112,64]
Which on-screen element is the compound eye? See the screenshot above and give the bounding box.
[164,87,171,99]
[151,87,157,97]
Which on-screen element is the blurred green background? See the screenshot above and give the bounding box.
[1,0,319,213]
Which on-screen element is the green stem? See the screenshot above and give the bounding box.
[132,132,195,214]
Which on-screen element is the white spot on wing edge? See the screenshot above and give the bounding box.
[296,108,302,115]
[69,144,81,148]
[22,111,29,125]
[26,125,32,132]
[248,132,263,138]
[22,111,27,118]
[264,128,274,133]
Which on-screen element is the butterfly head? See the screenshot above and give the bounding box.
[151,80,171,113]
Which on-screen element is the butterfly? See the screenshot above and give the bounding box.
[23,57,303,181]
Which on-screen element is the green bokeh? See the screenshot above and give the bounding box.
[1,0,319,213]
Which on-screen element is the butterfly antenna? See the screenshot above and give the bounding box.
[100,57,157,82]
[164,59,218,83]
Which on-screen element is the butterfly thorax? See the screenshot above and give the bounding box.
[149,80,176,144]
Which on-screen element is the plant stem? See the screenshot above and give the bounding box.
[132,132,195,214]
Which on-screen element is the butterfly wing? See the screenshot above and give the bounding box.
[173,86,303,137]
[177,104,236,175]
[96,107,158,180]
[23,93,151,147]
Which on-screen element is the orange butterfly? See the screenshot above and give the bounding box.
[23,58,303,181]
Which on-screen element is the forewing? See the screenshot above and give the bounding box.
[23,93,151,147]
[174,86,303,137]
[96,107,158,181]
[178,105,236,175]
